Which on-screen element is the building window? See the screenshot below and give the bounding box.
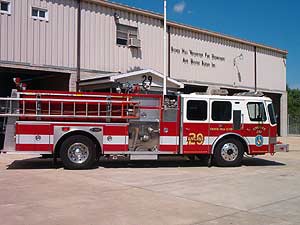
[247,102,267,122]
[32,7,48,21]
[116,24,138,46]
[0,1,11,14]
[187,100,207,121]
[212,101,232,121]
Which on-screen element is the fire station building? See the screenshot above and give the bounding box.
[0,0,288,135]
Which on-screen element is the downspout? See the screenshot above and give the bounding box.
[76,0,82,91]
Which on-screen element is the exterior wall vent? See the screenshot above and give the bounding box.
[128,38,141,48]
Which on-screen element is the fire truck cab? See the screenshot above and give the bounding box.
[0,89,288,169]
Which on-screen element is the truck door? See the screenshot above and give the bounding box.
[182,97,209,154]
[245,101,269,153]
[267,102,277,153]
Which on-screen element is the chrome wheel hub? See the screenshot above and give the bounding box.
[221,143,238,161]
[67,143,89,164]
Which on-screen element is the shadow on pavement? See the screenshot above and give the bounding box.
[6,156,285,169]
[242,157,286,166]
[98,159,209,168]
[7,157,63,169]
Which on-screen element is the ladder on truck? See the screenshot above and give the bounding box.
[0,91,140,120]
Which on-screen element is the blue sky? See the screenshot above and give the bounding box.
[109,0,299,89]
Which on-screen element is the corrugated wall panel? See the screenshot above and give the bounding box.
[0,0,77,68]
[80,2,165,74]
[0,4,8,60]
[169,26,255,89]
[20,0,28,62]
[27,0,33,64]
[13,0,21,62]
[257,48,286,91]
[6,0,13,61]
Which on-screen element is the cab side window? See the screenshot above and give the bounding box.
[187,100,207,121]
[212,101,232,121]
[247,102,267,122]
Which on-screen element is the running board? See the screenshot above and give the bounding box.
[0,151,52,155]
[130,154,158,160]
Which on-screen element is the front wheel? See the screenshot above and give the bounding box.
[213,138,244,167]
[60,135,98,169]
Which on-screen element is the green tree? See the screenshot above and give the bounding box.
[287,85,300,116]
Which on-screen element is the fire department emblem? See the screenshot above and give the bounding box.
[255,135,263,147]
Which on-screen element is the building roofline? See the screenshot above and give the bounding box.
[86,0,288,55]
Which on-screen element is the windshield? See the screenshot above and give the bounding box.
[268,103,277,125]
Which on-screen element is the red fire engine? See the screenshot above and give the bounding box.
[0,83,288,169]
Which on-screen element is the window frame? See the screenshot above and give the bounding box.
[0,1,11,15]
[267,103,277,125]
[247,102,267,122]
[116,23,138,46]
[211,101,232,122]
[32,7,48,21]
[186,100,208,121]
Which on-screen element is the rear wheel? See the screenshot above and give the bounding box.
[213,138,244,167]
[60,135,97,169]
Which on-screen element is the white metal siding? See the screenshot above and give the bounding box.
[80,1,164,75]
[256,48,286,91]
[169,26,255,89]
[0,0,78,68]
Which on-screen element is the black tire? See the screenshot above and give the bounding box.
[60,135,97,169]
[213,138,244,167]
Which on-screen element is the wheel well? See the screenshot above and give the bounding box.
[213,134,249,154]
[54,131,102,158]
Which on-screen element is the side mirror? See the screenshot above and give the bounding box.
[233,110,242,130]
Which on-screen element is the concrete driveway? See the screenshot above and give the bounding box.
[0,152,299,225]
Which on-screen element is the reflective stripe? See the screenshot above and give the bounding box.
[160,136,178,145]
[103,135,128,145]
[16,135,53,144]
[15,134,270,146]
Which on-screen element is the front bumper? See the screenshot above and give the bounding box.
[274,143,289,152]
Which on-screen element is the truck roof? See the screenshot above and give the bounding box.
[180,93,272,102]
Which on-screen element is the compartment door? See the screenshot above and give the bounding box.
[16,123,52,152]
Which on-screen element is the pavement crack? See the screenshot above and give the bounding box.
[248,194,300,211]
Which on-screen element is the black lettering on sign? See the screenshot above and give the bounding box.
[171,46,180,54]
[189,50,203,58]
[183,58,189,64]
[191,58,200,66]
[205,52,210,59]
[212,54,225,61]
[202,61,210,67]
[182,48,188,55]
